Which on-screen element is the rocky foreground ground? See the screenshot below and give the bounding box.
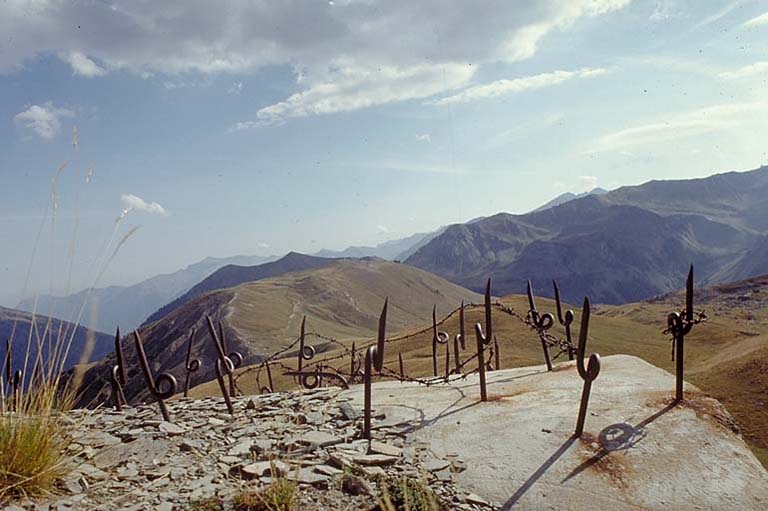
[5,355,768,511]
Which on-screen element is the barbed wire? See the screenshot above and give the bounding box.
[234,300,576,392]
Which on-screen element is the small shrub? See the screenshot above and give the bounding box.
[377,475,445,511]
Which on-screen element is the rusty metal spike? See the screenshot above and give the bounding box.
[686,264,694,323]
[453,334,462,374]
[350,341,356,378]
[485,278,492,344]
[364,298,388,440]
[459,300,466,350]
[263,359,274,393]
[474,323,488,402]
[111,327,127,410]
[553,280,576,360]
[115,326,126,386]
[183,329,201,398]
[298,315,307,372]
[133,330,177,421]
[526,279,537,314]
[218,320,241,397]
[445,339,451,380]
[431,305,438,376]
[205,316,235,415]
[398,352,404,380]
[574,297,600,437]
[494,335,500,371]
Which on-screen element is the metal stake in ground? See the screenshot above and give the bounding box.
[218,321,243,397]
[666,265,701,402]
[474,323,490,401]
[133,331,177,422]
[553,280,576,360]
[364,298,388,440]
[527,280,555,371]
[183,329,201,397]
[206,316,237,415]
[574,298,601,437]
[431,306,449,377]
[110,327,128,410]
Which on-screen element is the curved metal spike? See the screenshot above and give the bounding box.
[205,316,235,414]
[574,297,600,437]
[364,297,388,439]
[133,330,177,421]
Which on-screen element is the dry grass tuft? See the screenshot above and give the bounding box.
[0,382,74,503]
[376,475,445,511]
[232,463,298,511]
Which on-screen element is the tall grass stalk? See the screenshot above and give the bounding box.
[1,127,138,502]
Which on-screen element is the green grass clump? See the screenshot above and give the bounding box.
[0,383,73,503]
[377,475,445,511]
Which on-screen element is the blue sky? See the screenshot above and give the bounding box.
[1,0,767,307]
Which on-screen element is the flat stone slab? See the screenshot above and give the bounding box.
[340,355,768,510]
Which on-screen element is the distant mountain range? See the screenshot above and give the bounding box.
[312,228,446,261]
[75,259,480,405]
[0,306,112,379]
[531,187,608,212]
[15,254,275,333]
[405,166,768,304]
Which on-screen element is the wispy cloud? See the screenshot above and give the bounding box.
[227,81,243,95]
[415,133,431,143]
[432,67,609,105]
[253,63,474,124]
[579,175,599,191]
[719,61,768,79]
[60,51,106,77]
[13,102,74,139]
[120,194,168,215]
[743,11,768,27]
[586,101,768,153]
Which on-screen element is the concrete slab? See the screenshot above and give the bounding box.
[340,355,768,510]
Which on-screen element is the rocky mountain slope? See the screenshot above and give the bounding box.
[15,254,274,334]
[406,166,768,304]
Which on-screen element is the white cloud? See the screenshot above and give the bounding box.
[257,242,270,249]
[60,51,106,77]
[13,102,74,139]
[415,134,431,143]
[433,67,609,105]
[649,1,685,22]
[120,194,167,215]
[254,63,474,123]
[744,11,768,27]
[0,1,631,122]
[228,81,243,95]
[586,101,768,153]
[718,61,768,79]
[376,224,390,235]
